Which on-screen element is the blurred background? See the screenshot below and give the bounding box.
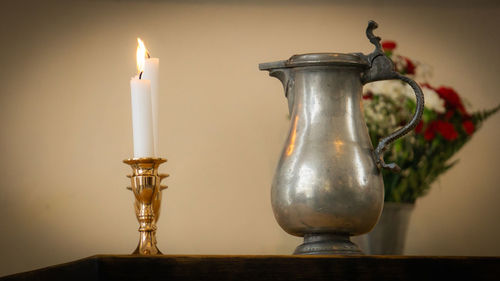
[0,0,499,276]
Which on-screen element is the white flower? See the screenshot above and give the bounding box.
[403,84,445,113]
[363,79,446,114]
[363,80,407,100]
[363,100,385,122]
[423,87,446,113]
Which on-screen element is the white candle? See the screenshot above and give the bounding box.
[130,77,154,158]
[142,58,159,154]
[130,38,156,158]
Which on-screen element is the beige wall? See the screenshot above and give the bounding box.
[0,0,499,276]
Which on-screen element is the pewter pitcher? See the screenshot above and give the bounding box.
[259,21,424,255]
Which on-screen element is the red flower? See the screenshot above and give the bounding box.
[462,120,475,135]
[424,122,437,140]
[435,86,468,116]
[404,57,416,75]
[382,41,397,51]
[424,128,435,140]
[415,121,424,134]
[363,92,374,100]
[444,110,455,120]
[435,120,458,141]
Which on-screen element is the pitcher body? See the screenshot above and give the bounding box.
[271,64,383,238]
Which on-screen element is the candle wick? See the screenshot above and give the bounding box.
[139,71,143,79]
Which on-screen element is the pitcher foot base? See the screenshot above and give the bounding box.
[294,234,363,255]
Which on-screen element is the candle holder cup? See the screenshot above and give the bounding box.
[124,157,168,255]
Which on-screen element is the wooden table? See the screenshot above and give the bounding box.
[1,255,499,281]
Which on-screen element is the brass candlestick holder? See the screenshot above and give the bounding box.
[124,157,169,255]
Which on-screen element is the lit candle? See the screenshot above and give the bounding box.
[130,38,154,158]
[142,55,159,154]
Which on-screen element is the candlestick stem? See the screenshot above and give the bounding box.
[124,157,168,255]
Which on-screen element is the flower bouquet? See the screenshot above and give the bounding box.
[362,41,499,203]
[355,41,499,254]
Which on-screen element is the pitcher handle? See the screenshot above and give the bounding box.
[360,20,425,172]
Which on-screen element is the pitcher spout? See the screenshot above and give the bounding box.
[259,61,291,93]
[259,61,294,114]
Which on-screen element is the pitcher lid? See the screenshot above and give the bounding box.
[259,53,369,70]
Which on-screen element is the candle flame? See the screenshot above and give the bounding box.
[136,38,150,75]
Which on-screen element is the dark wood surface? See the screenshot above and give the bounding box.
[2,255,500,281]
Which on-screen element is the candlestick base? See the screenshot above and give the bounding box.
[133,230,162,255]
[124,157,168,255]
